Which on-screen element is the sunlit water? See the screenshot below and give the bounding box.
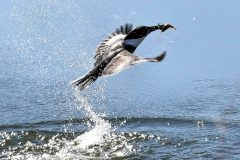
[1,1,240,159]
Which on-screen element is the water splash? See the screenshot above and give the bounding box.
[72,91,111,149]
[1,88,137,160]
[50,90,135,159]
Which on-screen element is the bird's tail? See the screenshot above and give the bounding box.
[70,48,124,91]
[70,72,99,91]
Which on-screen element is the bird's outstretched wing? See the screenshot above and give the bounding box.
[102,50,167,76]
[94,23,133,66]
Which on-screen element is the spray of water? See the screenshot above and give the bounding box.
[49,89,135,159]
[72,90,112,149]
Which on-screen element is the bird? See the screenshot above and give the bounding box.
[70,23,175,91]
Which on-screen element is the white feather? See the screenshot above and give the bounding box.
[105,34,126,49]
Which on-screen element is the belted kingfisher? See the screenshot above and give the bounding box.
[71,23,175,90]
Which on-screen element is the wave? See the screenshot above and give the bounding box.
[0,116,238,131]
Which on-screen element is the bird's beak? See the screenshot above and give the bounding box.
[150,23,176,32]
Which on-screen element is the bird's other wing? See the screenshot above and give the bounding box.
[102,50,141,76]
[94,23,133,66]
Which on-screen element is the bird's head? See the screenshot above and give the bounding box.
[149,23,176,32]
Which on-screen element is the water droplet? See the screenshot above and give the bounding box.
[197,121,204,126]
